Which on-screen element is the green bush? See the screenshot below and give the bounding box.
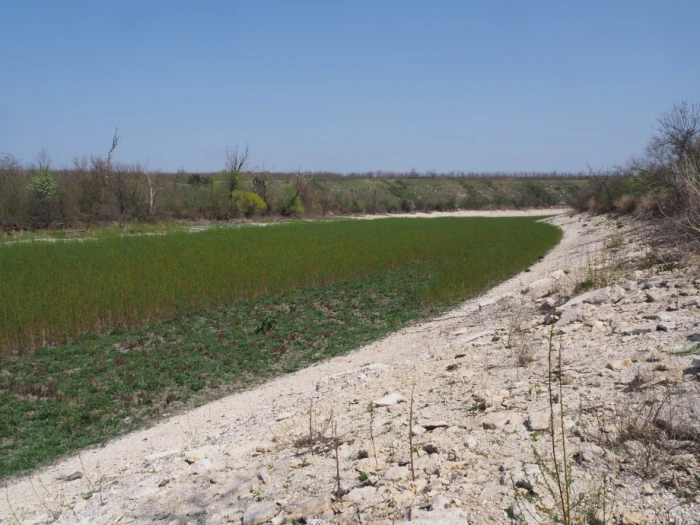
[187,174,213,187]
[231,191,267,217]
[27,167,59,200]
[281,186,304,216]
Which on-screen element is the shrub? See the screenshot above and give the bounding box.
[614,194,637,214]
[231,191,267,217]
[27,167,59,200]
[281,186,304,216]
[187,174,213,187]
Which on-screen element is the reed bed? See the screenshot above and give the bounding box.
[0,217,561,357]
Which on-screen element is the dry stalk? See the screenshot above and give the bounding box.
[309,397,314,456]
[30,476,58,520]
[78,452,96,494]
[409,384,416,482]
[5,487,21,525]
[369,402,378,469]
[333,422,342,498]
[97,462,104,506]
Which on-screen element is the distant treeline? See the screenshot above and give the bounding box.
[0,142,586,230]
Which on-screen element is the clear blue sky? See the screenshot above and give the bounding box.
[2,1,698,173]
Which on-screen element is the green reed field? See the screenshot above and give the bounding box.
[1,217,560,356]
[0,217,561,476]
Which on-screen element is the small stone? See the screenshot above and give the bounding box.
[242,501,279,525]
[383,466,409,481]
[356,457,384,473]
[622,323,656,335]
[481,412,524,430]
[73,499,88,513]
[463,436,478,449]
[539,297,557,312]
[374,393,405,407]
[411,479,428,494]
[258,468,271,485]
[412,425,427,436]
[606,359,633,371]
[422,420,449,431]
[430,494,450,510]
[253,442,276,454]
[414,456,440,476]
[646,352,666,362]
[286,494,333,521]
[645,291,660,303]
[629,371,655,389]
[395,509,469,525]
[526,412,550,431]
[62,471,83,482]
[343,486,376,502]
[392,489,415,507]
[576,443,604,463]
[615,507,643,525]
[642,483,654,495]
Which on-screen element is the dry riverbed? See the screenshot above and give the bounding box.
[2,211,699,525]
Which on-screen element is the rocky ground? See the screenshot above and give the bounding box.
[2,212,699,525]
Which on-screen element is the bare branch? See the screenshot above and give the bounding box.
[107,128,120,171]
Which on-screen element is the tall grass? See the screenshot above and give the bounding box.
[0,217,561,356]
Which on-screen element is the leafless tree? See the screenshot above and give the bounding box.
[647,99,700,167]
[0,153,25,228]
[314,179,333,215]
[293,170,316,212]
[112,163,140,220]
[252,172,270,208]
[91,128,120,186]
[36,148,51,170]
[225,144,249,175]
[136,163,161,218]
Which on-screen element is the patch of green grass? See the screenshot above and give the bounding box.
[0,217,561,477]
[0,217,560,355]
[575,279,595,293]
[667,344,700,356]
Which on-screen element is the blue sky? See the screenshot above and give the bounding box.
[1,1,698,173]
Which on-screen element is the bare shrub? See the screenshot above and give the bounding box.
[614,194,636,214]
[512,328,614,524]
[296,399,336,454]
[584,389,672,480]
[635,191,666,218]
[514,338,536,367]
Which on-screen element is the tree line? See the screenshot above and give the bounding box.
[0,131,584,231]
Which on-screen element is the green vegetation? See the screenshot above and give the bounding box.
[0,217,561,477]
[0,217,560,355]
[0,142,586,229]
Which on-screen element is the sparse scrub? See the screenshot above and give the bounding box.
[574,241,624,293]
[577,100,700,247]
[513,322,613,524]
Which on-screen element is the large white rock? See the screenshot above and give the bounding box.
[243,501,279,525]
[373,393,405,407]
